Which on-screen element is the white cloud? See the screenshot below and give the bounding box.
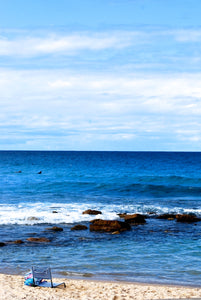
[2,27,201,58]
[0,31,137,57]
[1,69,201,117]
[173,29,201,42]
[176,129,201,143]
[1,24,201,150]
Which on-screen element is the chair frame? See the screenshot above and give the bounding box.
[32,266,66,288]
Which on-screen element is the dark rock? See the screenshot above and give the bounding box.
[71,225,88,231]
[52,211,58,213]
[27,237,50,243]
[156,214,177,220]
[123,214,146,225]
[38,171,42,174]
[82,209,102,215]
[176,214,201,223]
[90,219,131,232]
[147,211,156,215]
[11,240,24,244]
[6,240,24,244]
[27,217,40,221]
[46,226,63,232]
[0,242,6,247]
[117,213,127,218]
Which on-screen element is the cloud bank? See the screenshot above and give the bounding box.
[1,27,201,150]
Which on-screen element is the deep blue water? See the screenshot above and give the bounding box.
[0,151,201,285]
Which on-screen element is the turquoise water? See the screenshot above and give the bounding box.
[0,151,201,285]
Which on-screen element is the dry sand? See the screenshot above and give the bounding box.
[0,273,201,300]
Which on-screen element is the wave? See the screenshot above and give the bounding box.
[2,172,201,202]
[117,183,201,196]
[1,202,201,225]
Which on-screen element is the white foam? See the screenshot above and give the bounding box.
[0,202,201,225]
[0,202,119,225]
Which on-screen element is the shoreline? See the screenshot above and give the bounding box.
[1,273,201,300]
[2,269,201,289]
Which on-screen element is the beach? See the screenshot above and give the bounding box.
[1,274,201,300]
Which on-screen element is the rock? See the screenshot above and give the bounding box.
[71,225,88,231]
[156,214,177,220]
[52,211,58,213]
[90,219,131,232]
[0,242,6,247]
[82,209,102,215]
[176,214,201,223]
[117,213,127,218]
[27,217,40,221]
[38,171,42,174]
[46,226,63,232]
[27,237,50,243]
[147,211,156,215]
[11,240,24,244]
[123,214,146,225]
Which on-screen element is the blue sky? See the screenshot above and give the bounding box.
[1,0,201,151]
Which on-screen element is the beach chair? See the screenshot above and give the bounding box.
[32,266,66,288]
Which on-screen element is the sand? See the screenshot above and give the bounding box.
[0,273,201,300]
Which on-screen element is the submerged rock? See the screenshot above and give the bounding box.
[13,240,24,244]
[90,219,131,233]
[71,225,88,231]
[82,209,102,215]
[176,214,201,223]
[27,237,50,243]
[46,226,63,232]
[7,240,24,244]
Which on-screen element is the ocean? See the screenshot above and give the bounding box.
[0,150,201,286]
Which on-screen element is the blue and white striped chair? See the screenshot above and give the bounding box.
[32,266,66,288]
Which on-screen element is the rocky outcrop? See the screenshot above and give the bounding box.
[176,214,201,223]
[122,214,146,225]
[0,242,6,247]
[46,226,63,232]
[27,237,50,243]
[90,219,131,233]
[82,209,102,215]
[156,214,177,220]
[71,225,88,231]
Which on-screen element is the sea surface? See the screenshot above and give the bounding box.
[1,151,201,286]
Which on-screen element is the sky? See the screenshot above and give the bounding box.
[1,0,201,151]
